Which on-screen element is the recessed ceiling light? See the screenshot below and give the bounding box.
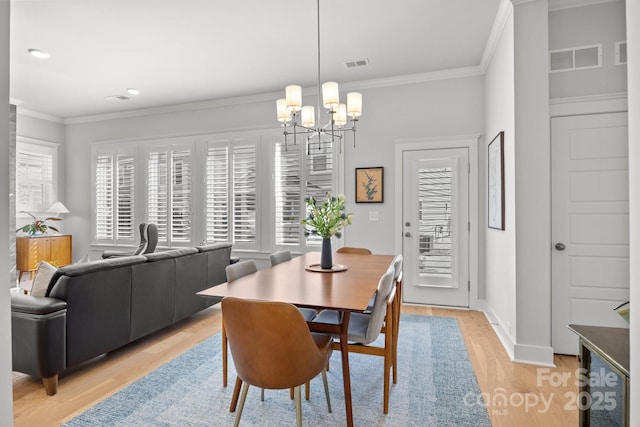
[27,49,50,59]
[127,88,140,95]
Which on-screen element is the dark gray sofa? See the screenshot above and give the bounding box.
[11,243,232,395]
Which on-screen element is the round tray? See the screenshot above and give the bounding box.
[305,263,348,273]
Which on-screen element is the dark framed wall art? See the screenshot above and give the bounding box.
[488,131,505,230]
[355,167,383,203]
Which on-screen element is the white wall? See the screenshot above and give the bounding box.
[64,77,485,259]
[511,0,552,365]
[549,1,627,99]
[625,1,639,424]
[483,4,517,354]
[0,1,14,425]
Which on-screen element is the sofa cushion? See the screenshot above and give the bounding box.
[31,261,57,297]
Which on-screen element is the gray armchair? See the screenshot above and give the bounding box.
[102,223,158,259]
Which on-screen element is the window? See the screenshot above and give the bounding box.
[16,139,58,213]
[94,146,136,244]
[274,137,336,250]
[205,139,259,250]
[146,145,192,246]
[275,140,302,246]
[91,130,339,252]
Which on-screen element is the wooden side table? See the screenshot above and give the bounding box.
[568,324,630,427]
[16,235,72,282]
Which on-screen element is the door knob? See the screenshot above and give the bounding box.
[404,232,411,237]
[555,243,566,251]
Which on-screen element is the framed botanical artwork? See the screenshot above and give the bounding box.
[488,131,505,230]
[356,167,383,203]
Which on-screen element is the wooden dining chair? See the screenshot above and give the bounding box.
[311,265,396,413]
[222,297,333,427]
[269,250,292,266]
[268,252,317,323]
[224,259,317,406]
[336,246,372,255]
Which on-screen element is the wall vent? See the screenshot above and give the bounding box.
[615,41,627,65]
[549,44,601,73]
[344,58,370,69]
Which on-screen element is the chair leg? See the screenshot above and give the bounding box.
[294,385,302,427]
[222,322,228,387]
[382,304,394,414]
[305,381,310,400]
[234,381,250,427]
[321,370,332,413]
[229,376,242,412]
[393,282,402,384]
[290,387,294,400]
[261,388,265,401]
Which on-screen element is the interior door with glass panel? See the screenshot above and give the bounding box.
[402,148,469,307]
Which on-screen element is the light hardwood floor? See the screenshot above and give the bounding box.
[12,304,578,426]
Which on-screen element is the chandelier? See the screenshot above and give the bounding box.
[275,0,362,154]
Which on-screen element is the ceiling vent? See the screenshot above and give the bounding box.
[105,95,131,101]
[344,58,370,69]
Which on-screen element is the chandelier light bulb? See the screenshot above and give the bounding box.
[322,82,339,110]
[285,85,302,112]
[347,92,362,118]
[301,106,315,128]
[276,98,292,123]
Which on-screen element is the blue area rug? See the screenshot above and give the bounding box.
[63,314,490,426]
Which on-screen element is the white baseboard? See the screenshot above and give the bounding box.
[478,300,556,366]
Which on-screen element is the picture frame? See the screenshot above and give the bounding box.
[488,131,505,230]
[355,167,383,203]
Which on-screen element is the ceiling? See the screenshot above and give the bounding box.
[10,0,503,120]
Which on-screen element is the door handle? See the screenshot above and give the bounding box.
[404,232,411,237]
[555,243,566,251]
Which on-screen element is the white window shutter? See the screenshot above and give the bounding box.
[205,145,229,242]
[275,141,302,246]
[147,150,169,243]
[116,155,135,241]
[171,149,191,242]
[147,145,193,246]
[95,154,114,241]
[232,144,257,245]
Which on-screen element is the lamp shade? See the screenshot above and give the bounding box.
[301,106,315,128]
[322,82,339,110]
[47,201,70,214]
[347,92,362,117]
[285,85,302,112]
[334,104,347,127]
[276,98,292,123]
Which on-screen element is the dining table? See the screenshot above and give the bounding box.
[197,251,395,427]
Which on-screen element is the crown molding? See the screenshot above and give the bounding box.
[548,0,622,12]
[15,106,64,124]
[480,0,513,73]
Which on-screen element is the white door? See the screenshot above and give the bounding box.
[402,148,469,307]
[551,112,630,355]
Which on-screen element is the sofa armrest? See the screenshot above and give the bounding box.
[11,294,67,395]
[11,294,67,315]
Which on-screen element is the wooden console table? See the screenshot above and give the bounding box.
[568,324,629,427]
[16,235,72,282]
